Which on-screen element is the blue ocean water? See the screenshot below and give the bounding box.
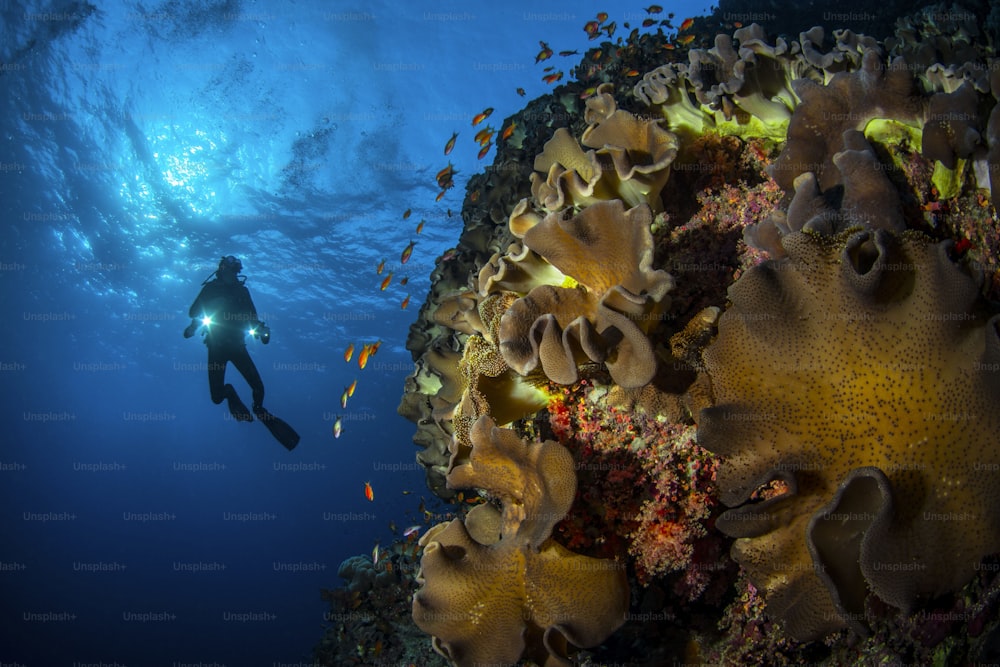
[0,1,704,664]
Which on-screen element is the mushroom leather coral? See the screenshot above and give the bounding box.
[530,85,678,213]
[412,416,629,666]
[698,228,1000,642]
[497,200,673,388]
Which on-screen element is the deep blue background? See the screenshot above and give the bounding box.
[0,0,703,664]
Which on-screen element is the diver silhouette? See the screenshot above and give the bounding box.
[184,255,300,450]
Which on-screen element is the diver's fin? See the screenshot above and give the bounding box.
[227,392,254,423]
[253,407,300,451]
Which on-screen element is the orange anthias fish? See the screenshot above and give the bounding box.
[358,344,371,370]
[477,144,490,159]
[364,482,374,502]
[542,71,563,84]
[402,208,411,219]
[344,343,354,363]
[646,4,663,13]
[400,294,410,310]
[677,33,695,46]
[596,11,608,22]
[471,107,493,126]
[399,276,409,286]
[436,163,456,190]
[435,189,446,202]
[415,220,424,234]
[474,127,494,145]
[400,240,416,264]
[347,378,357,397]
[584,20,601,38]
[535,40,553,63]
[380,272,392,291]
[443,131,458,156]
[370,340,382,355]
[679,17,694,31]
[642,17,655,27]
[376,258,385,275]
[501,122,515,141]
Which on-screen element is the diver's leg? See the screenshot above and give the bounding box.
[230,346,265,411]
[210,344,252,422]
[207,346,228,404]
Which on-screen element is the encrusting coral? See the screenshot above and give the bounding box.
[698,226,1000,641]
[412,415,629,667]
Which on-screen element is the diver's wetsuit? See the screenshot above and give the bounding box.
[188,278,264,414]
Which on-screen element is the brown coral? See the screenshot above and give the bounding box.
[530,86,678,213]
[413,416,629,666]
[496,200,673,388]
[699,227,1000,641]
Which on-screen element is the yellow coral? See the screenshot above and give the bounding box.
[700,228,1000,641]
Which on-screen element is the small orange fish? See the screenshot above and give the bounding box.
[625,69,640,77]
[679,17,694,31]
[436,163,456,189]
[376,258,385,275]
[435,189,446,202]
[501,122,515,141]
[415,220,424,234]
[642,18,655,27]
[542,71,563,84]
[477,144,490,159]
[471,107,493,126]
[340,387,348,409]
[535,41,553,63]
[516,87,526,97]
[399,276,409,286]
[592,49,603,61]
[677,34,695,46]
[401,294,410,310]
[733,21,743,28]
[443,132,458,156]
[344,343,354,363]
[401,240,415,264]
[662,42,675,50]
[474,127,493,145]
[364,481,374,502]
[584,20,600,38]
[646,4,663,13]
[370,340,382,355]
[469,190,480,203]
[596,11,608,22]
[358,344,371,370]
[347,378,357,397]
[380,272,392,291]
[402,208,411,219]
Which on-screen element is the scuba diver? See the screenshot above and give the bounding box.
[183,255,300,450]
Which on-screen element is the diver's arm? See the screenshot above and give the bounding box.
[242,286,270,343]
[183,318,200,338]
[185,287,208,337]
